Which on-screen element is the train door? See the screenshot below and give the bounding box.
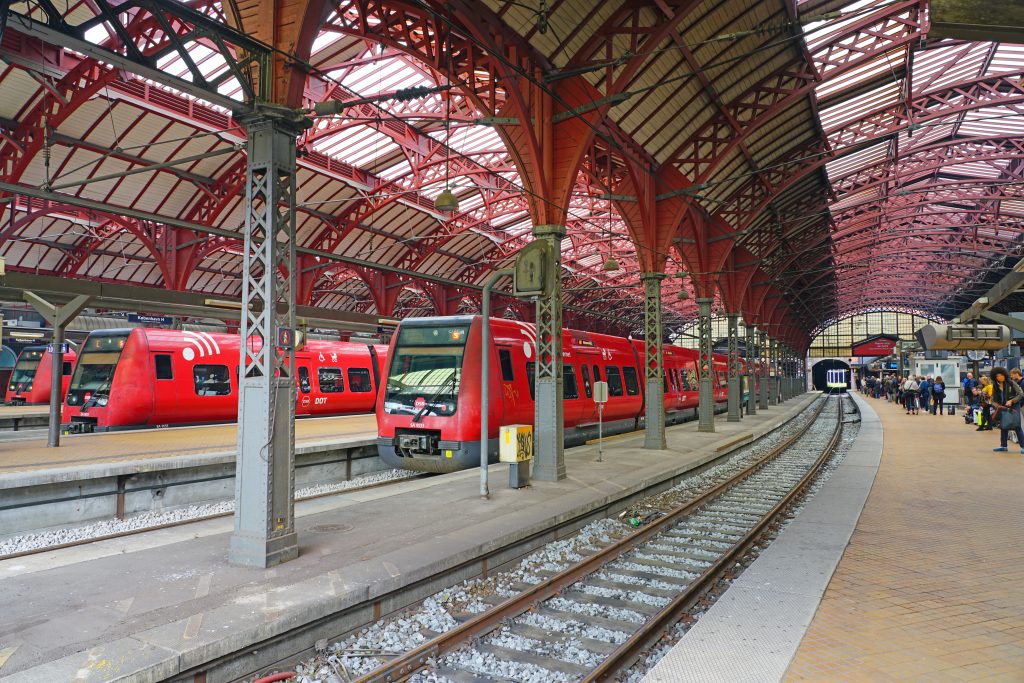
[296,362,313,415]
[149,351,176,424]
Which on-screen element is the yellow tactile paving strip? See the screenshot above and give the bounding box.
[785,398,1024,682]
[0,414,376,473]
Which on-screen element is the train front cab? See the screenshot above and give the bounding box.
[5,346,76,405]
[377,317,487,473]
[62,329,139,432]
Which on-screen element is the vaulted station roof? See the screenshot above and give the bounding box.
[0,0,1020,348]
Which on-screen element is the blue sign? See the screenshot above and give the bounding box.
[129,313,173,326]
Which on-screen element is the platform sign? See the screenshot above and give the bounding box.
[128,313,173,326]
[46,343,69,354]
[593,381,609,404]
[852,335,899,357]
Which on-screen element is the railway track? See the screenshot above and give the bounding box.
[350,396,844,683]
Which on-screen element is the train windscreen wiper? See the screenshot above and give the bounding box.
[411,371,456,423]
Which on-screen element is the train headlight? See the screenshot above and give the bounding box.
[97,397,108,407]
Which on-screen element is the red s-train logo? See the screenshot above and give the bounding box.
[414,396,426,411]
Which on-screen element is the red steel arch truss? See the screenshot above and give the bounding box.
[0,0,1021,350]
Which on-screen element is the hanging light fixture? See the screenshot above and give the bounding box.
[602,165,618,271]
[435,11,459,215]
[677,270,689,299]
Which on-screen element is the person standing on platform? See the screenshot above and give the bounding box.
[919,376,931,414]
[976,376,993,431]
[990,367,1024,453]
[963,372,977,409]
[903,375,919,414]
[931,376,946,415]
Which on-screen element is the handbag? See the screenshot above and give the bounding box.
[999,408,1021,431]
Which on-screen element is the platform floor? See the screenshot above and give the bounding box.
[0,406,51,418]
[0,395,814,682]
[0,413,376,473]
[785,396,1024,681]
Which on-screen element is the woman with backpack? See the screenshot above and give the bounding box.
[990,367,1024,453]
[931,376,946,415]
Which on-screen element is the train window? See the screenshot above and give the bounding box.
[663,375,669,394]
[347,368,373,392]
[154,355,173,380]
[62,361,73,376]
[564,365,579,400]
[606,366,623,396]
[498,349,515,381]
[668,368,677,392]
[193,364,231,396]
[526,362,536,400]
[592,364,601,382]
[298,366,311,394]
[318,367,344,393]
[581,365,592,398]
[623,367,640,396]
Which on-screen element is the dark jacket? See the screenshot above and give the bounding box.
[991,379,1024,409]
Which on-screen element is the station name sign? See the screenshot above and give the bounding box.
[129,313,173,326]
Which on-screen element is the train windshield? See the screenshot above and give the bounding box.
[66,331,129,406]
[383,324,469,417]
[9,348,44,390]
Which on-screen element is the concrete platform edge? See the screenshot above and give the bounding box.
[642,393,882,683]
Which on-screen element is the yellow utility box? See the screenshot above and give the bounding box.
[499,424,533,462]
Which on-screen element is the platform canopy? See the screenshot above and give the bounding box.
[1,0,1022,351]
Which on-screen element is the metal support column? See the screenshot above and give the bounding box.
[229,111,307,568]
[726,313,741,422]
[532,224,567,481]
[768,338,779,406]
[23,292,90,447]
[642,273,667,449]
[746,325,757,416]
[758,331,769,410]
[697,297,715,432]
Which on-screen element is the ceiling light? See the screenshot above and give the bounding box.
[677,289,690,300]
[434,188,459,213]
[602,256,620,271]
[10,330,44,339]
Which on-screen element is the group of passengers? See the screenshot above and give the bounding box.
[962,368,1024,453]
[860,368,1024,454]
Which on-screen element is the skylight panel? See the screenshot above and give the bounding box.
[826,140,888,182]
[960,107,1024,137]
[986,44,1024,75]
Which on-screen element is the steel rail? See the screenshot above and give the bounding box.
[351,395,833,683]
[584,396,845,681]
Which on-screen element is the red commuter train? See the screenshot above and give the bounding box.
[5,345,77,405]
[63,328,387,432]
[377,316,735,473]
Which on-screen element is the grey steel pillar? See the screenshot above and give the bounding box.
[642,273,667,450]
[23,292,90,447]
[726,313,741,422]
[768,338,779,406]
[746,325,757,416]
[532,224,566,481]
[758,331,769,410]
[229,112,306,568]
[697,297,715,432]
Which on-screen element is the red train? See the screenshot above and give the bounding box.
[5,345,77,405]
[377,316,738,473]
[63,328,387,432]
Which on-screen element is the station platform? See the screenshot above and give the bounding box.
[785,395,1024,681]
[0,415,379,537]
[0,394,815,682]
[645,391,1024,682]
[0,405,50,432]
